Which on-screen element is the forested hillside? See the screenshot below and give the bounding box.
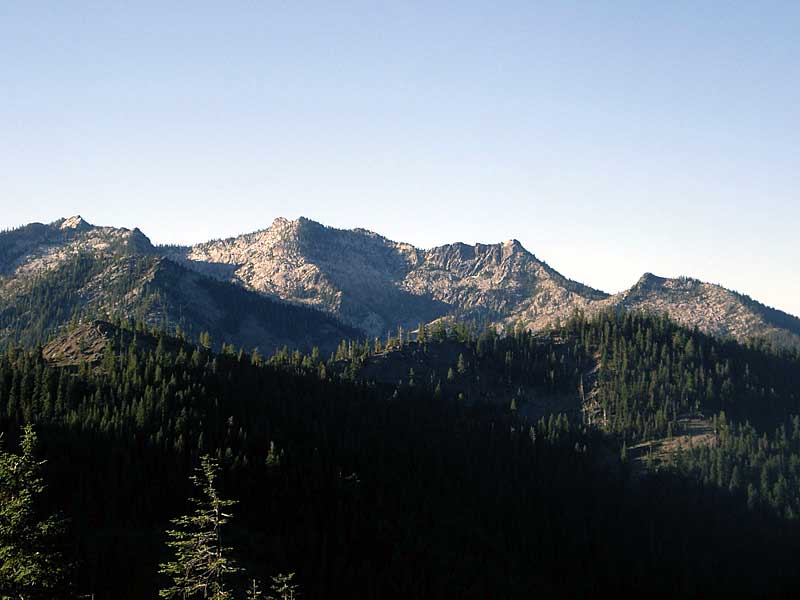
[0,250,359,355]
[0,218,362,355]
[2,311,800,598]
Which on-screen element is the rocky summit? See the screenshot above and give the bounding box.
[1,215,799,350]
[168,216,800,348]
[167,217,608,338]
[602,272,800,349]
[0,216,358,353]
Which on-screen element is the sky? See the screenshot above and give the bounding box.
[2,2,799,315]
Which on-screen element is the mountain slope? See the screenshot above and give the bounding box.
[4,215,798,351]
[0,217,359,353]
[168,216,800,349]
[168,217,608,337]
[40,319,188,367]
[606,273,800,349]
[0,215,154,281]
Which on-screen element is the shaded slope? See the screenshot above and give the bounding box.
[0,236,359,354]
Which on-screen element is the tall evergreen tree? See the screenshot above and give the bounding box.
[267,573,299,600]
[0,425,67,599]
[159,455,240,599]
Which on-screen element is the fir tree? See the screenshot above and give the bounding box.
[245,579,264,600]
[0,425,67,599]
[267,573,299,600]
[456,353,466,375]
[159,455,240,599]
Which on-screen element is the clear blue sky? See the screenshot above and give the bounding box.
[2,2,798,315]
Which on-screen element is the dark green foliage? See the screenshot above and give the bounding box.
[672,414,800,519]
[0,424,68,599]
[0,252,148,348]
[266,573,299,600]
[159,455,240,599]
[1,311,800,597]
[559,309,800,440]
[0,251,360,354]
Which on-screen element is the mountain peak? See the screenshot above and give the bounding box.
[269,216,304,232]
[171,216,612,336]
[152,215,800,349]
[267,216,323,234]
[635,272,665,287]
[59,215,92,231]
[502,238,528,253]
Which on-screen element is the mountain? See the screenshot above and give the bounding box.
[0,215,154,280]
[5,219,800,600]
[168,216,800,349]
[0,217,358,353]
[3,215,798,351]
[605,272,800,349]
[166,216,608,338]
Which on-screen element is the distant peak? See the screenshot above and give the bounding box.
[269,216,320,230]
[60,215,92,231]
[636,272,665,286]
[296,216,327,230]
[503,238,526,251]
[501,238,533,259]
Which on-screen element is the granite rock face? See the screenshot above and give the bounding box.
[602,273,800,349]
[3,215,798,350]
[168,217,608,337]
[0,217,358,353]
[0,215,153,284]
[168,217,800,348]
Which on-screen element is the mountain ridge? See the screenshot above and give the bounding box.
[166,215,799,348]
[0,216,358,353]
[3,215,799,350]
[167,216,610,337]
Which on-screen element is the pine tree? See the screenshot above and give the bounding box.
[159,455,240,599]
[456,354,466,375]
[267,573,300,600]
[199,332,212,351]
[0,425,67,599]
[246,579,264,600]
[266,441,282,468]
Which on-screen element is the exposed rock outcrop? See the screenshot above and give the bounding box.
[3,214,798,350]
[168,217,608,337]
